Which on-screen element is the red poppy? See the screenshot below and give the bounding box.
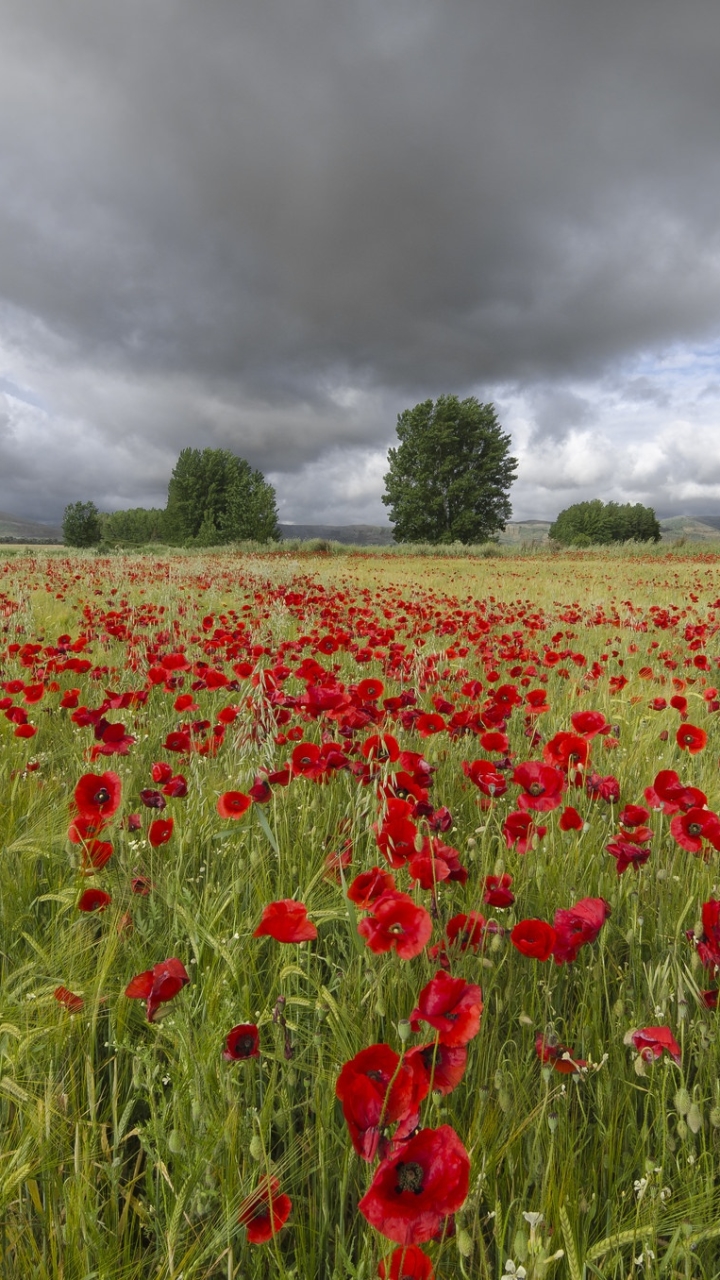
[74,771,122,820]
[217,790,252,819]
[81,839,114,870]
[405,1041,468,1096]
[669,807,720,855]
[140,788,166,810]
[238,1176,292,1244]
[510,918,555,961]
[336,1044,429,1160]
[502,810,547,853]
[619,804,650,829]
[570,710,610,739]
[676,723,707,754]
[357,677,385,701]
[542,731,589,775]
[77,887,112,912]
[444,911,489,953]
[358,892,433,961]
[223,1023,260,1060]
[125,957,190,1022]
[362,733,401,764]
[585,772,620,803]
[348,867,397,908]
[559,805,583,831]
[482,873,514,907]
[606,836,651,875]
[151,761,174,784]
[461,758,507,799]
[374,799,420,868]
[552,897,610,964]
[378,1245,435,1279]
[409,971,483,1046]
[54,985,83,1012]
[131,875,153,895]
[148,817,174,847]
[254,899,318,943]
[407,849,451,889]
[513,762,565,812]
[163,774,188,798]
[358,1124,470,1244]
[696,898,720,971]
[535,1033,586,1074]
[630,1026,681,1064]
[645,769,706,815]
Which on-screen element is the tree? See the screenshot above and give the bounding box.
[101,507,167,544]
[549,500,661,545]
[164,448,280,545]
[62,500,102,547]
[382,396,517,544]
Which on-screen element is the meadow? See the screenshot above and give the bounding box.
[2,544,720,1280]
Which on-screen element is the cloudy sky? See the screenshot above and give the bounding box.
[2,0,720,527]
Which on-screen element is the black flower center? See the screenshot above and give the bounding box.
[234,1035,256,1056]
[395,1161,424,1195]
[687,822,703,836]
[94,787,110,805]
[528,782,544,796]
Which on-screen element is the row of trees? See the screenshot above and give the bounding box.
[549,499,661,545]
[62,402,662,548]
[63,449,280,547]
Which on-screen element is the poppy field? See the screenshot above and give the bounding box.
[3,545,720,1279]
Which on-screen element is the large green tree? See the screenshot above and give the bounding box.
[549,499,661,545]
[62,500,102,547]
[382,396,517,544]
[164,448,280,545]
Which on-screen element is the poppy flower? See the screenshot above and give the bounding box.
[374,799,420,868]
[510,919,556,961]
[163,774,188,798]
[378,1245,435,1279]
[669,807,720,855]
[409,972,483,1046]
[74,771,122,820]
[238,1176,292,1244]
[606,836,651,875]
[125,957,190,1022]
[551,897,610,964]
[223,1023,260,1060]
[358,1124,470,1245]
[217,790,252,819]
[461,758,507,799]
[676,723,707,754]
[696,898,720,971]
[254,900,318,943]
[645,769,706,815]
[407,850,451,890]
[542,732,589,775]
[628,1026,681,1064]
[77,887,112,912]
[131,875,153,895]
[585,772,620,803]
[619,804,650,829]
[535,1033,586,1074]
[148,817,174,847]
[502,810,547,853]
[559,805,583,831]
[405,1042,468,1096]
[513,762,565,812]
[54,986,83,1012]
[80,839,114,870]
[443,912,489,953]
[151,761,174,784]
[483,874,514,908]
[358,892,433,961]
[362,733,401,764]
[139,788,166,810]
[570,709,610,738]
[336,1044,429,1160]
[348,867,396,908]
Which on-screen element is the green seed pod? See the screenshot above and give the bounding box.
[676,1119,688,1141]
[547,1110,558,1133]
[687,1103,703,1134]
[249,1134,263,1161]
[674,1088,691,1116]
[709,1106,720,1128]
[397,1019,412,1043]
[456,1228,473,1258]
[168,1129,184,1154]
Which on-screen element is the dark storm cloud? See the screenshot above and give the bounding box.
[1,0,720,522]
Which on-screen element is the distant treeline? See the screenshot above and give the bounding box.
[549,500,661,545]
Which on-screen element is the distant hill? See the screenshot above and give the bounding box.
[279,523,395,546]
[0,510,62,542]
[658,516,720,541]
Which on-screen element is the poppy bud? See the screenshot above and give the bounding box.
[397,1018,412,1043]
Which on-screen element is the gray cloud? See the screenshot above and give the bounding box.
[1,0,720,524]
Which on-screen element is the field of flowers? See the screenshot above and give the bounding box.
[2,545,720,1280]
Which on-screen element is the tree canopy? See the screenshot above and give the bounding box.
[164,448,280,545]
[549,500,661,546]
[62,500,103,547]
[382,396,517,544]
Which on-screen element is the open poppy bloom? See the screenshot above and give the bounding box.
[358,892,433,961]
[670,807,720,855]
[405,1041,468,1096]
[409,972,483,1046]
[223,1023,260,1060]
[510,918,556,961]
[254,899,318,942]
[542,732,589,776]
[676,723,708,754]
[551,897,610,964]
[238,1176,292,1243]
[628,1026,681,1064]
[502,810,547,853]
[336,1043,429,1160]
[348,866,396,908]
[77,887,112,912]
[570,710,610,739]
[461,758,507,799]
[217,790,252,819]
[148,817,174,847]
[513,762,565,812]
[696,898,720,972]
[74,770,122,820]
[606,836,651,875]
[358,1124,470,1244]
[125,957,190,1022]
[535,1033,586,1074]
[378,1245,435,1279]
[559,805,584,831]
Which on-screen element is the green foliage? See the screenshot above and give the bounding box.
[164,448,280,545]
[382,396,517,544]
[549,500,661,546]
[61,500,103,547]
[100,507,167,545]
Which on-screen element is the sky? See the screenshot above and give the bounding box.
[2,0,720,527]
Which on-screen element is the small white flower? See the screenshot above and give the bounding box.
[502,1263,527,1279]
[522,1212,544,1230]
